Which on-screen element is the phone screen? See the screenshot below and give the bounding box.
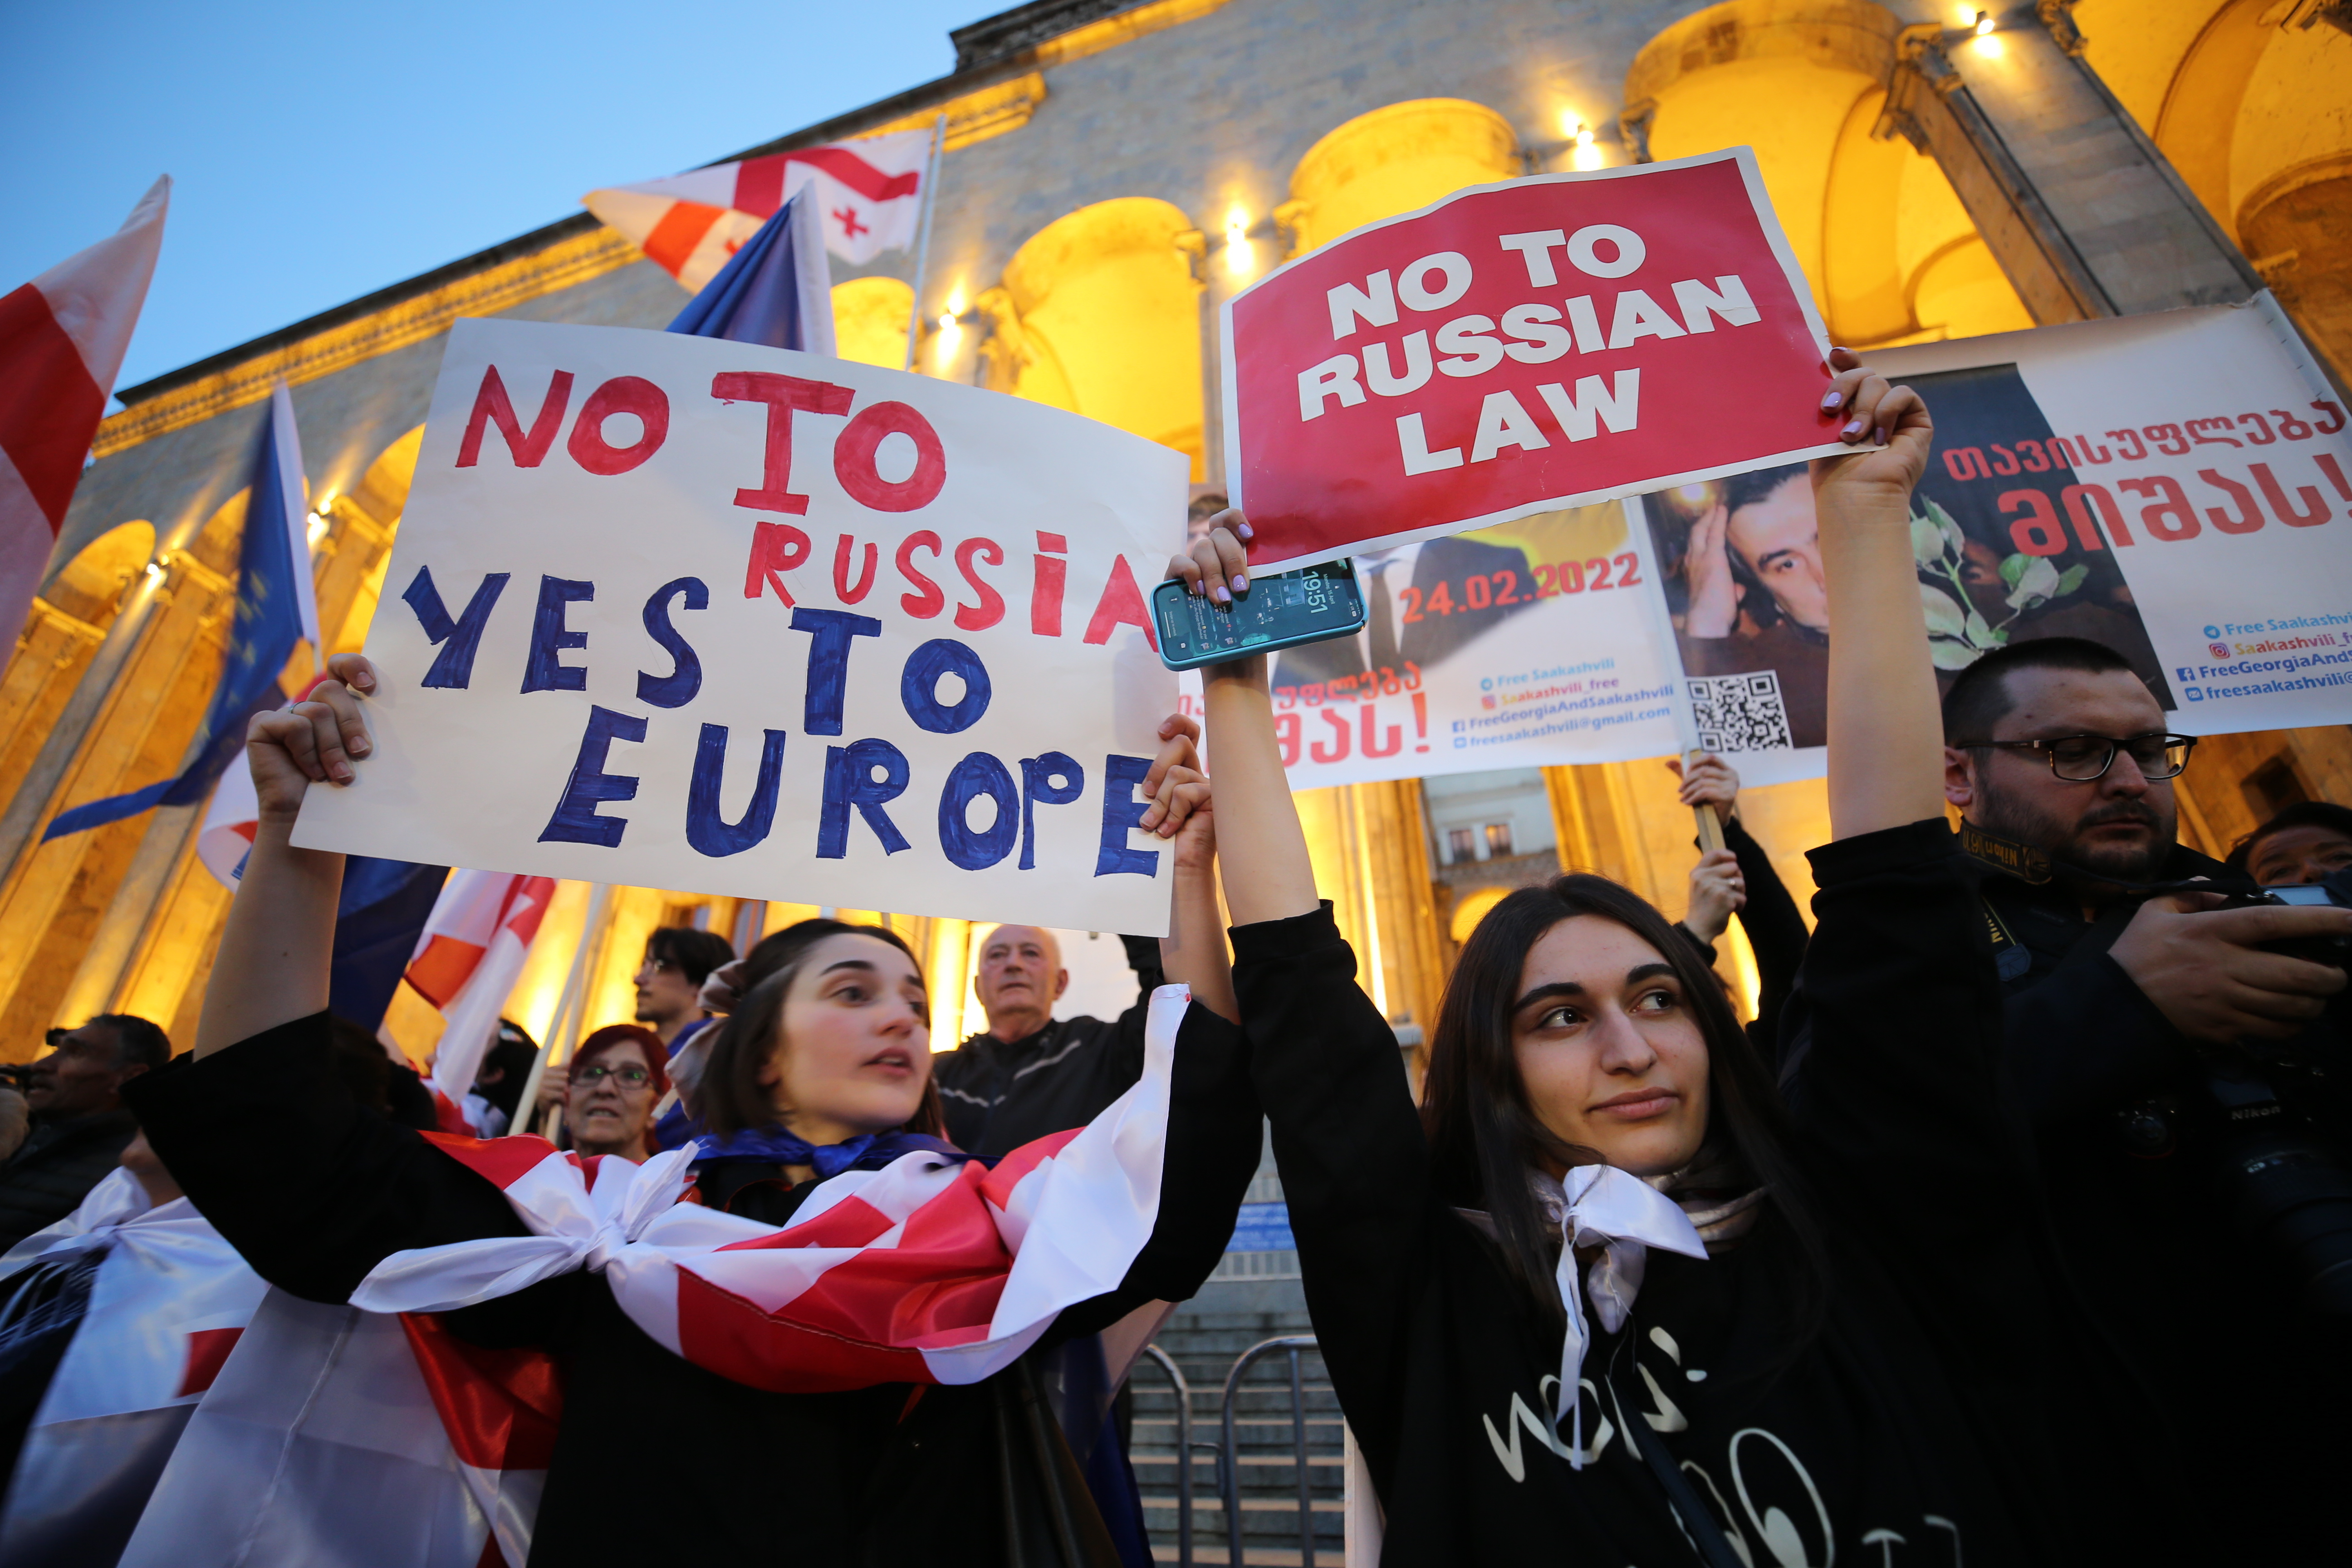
[1153,560,1366,669]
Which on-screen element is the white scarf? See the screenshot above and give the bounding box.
[1540,1165,1710,1468]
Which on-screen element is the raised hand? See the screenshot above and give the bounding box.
[1682,504,1740,639]
[1684,848,1747,946]
[1812,346,1932,504]
[1166,509,1254,604]
[1138,712,1210,842]
[246,652,378,823]
[1668,753,1741,819]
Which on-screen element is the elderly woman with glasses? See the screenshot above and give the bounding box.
[560,1025,668,1162]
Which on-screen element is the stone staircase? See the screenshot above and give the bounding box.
[1126,1148,1347,1566]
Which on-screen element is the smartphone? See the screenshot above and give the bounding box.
[1153,559,1369,671]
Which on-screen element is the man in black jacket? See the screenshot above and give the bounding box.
[933,926,1160,1159]
[0,1014,169,1252]
[1940,637,2350,1558]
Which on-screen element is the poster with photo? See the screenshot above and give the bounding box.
[1639,299,2347,784]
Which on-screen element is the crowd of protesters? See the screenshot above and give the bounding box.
[0,356,2342,1566]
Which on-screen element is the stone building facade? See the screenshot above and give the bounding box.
[4,0,2348,1061]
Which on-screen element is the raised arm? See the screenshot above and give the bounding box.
[1138,712,1236,1023]
[1166,521,1318,926]
[1168,519,1433,1482]
[1813,350,1942,841]
[193,655,377,1057]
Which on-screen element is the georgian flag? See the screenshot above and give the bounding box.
[0,176,168,652]
[406,869,558,1124]
[0,1169,270,1563]
[584,127,933,288]
[118,987,1189,1568]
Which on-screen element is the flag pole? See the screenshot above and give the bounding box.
[902,114,947,373]
[518,882,611,1139]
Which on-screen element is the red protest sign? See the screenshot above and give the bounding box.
[1221,149,1852,568]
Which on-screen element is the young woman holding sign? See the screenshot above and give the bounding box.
[1172,354,2196,1567]
[122,681,1258,1565]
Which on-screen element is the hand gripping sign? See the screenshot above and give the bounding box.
[294,317,1186,934]
[1222,148,1858,568]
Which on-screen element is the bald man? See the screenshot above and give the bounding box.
[932,925,1163,1157]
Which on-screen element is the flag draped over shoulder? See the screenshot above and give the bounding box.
[584,128,931,286]
[119,985,1190,1568]
[0,1169,269,1563]
[0,176,169,650]
[43,381,319,842]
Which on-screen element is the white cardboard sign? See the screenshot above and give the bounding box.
[295,318,1186,934]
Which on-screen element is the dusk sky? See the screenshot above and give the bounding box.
[1,0,985,396]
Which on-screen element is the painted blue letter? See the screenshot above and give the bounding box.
[939,752,1019,869]
[899,639,992,734]
[402,566,509,689]
[522,576,595,692]
[818,738,911,858]
[1095,753,1160,877]
[1019,752,1083,870]
[539,705,647,847]
[686,723,787,856]
[637,577,709,708]
[790,607,882,736]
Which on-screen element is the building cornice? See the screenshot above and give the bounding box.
[100,0,1228,456]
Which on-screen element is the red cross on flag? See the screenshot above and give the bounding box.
[585,128,934,290]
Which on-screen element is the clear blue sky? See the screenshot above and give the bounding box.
[0,0,984,395]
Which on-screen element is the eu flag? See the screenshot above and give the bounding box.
[667,187,836,353]
[45,384,316,840]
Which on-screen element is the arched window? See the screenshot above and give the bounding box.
[2078,0,2352,377]
[1627,0,2031,345]
[977,198,1206,477]
[1277,98,1520,256]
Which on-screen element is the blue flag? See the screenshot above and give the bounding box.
[667,188,836,353]
[45,386,315,841]
[327,856,449,1030]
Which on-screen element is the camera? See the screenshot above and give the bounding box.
[2187,871,2352,1315]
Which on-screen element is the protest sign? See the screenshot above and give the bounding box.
[1175,504,1682,789]
[293,318,1187,933]
[1220,148,1855,570]
[1637,295,2352,784]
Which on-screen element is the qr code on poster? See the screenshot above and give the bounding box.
[1689,672,1794,753]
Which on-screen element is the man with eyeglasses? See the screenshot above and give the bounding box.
[1941,636,2352,1558]
[633,926,735,1049]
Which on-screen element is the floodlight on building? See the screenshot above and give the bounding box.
[936,289,967,358]
[306,504,332,547]
[1571,122,1606,172]
[143,560,166,584]
[1224,210,1254,277]
[1973,9,1993,34]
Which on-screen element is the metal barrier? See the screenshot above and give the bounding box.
[1215,1334,1321,1568]
[1133,1343,1212,1568]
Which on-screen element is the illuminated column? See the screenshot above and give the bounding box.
[1880,6,2259,322]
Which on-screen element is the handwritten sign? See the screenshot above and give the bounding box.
[294,317,1186,934]
[1222,148,1854,568]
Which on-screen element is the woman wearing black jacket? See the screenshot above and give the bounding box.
[1172,355,2193,1567]
[123,687,1258,1567]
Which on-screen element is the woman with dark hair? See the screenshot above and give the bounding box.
[1173,353,2190,1566]
[120,689,1260,1563]
[559,1024,669,1162]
